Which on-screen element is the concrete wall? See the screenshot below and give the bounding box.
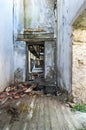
[14,0,56,33]
[14,0,27,82]
[14,42,27,82]
[13,0,24,35]
[14,0,56,82]
[24,0,56,32]
[57,0,86,93]
[0,0,14,91]
[45,41,56,85]
[72,29,86,103]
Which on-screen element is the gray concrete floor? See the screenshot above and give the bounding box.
[0,95,86,130]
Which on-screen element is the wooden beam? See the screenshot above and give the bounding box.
[17,38,55,42]
[16,33,55,42]
[24,28,45,32]
[26,42,44,45]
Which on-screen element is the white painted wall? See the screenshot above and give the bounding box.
[14,0,56,33]
[24,0,56,32]
[57,0,86,93]
[0,0,14,91]
[14,0,27,82]
[13,0,24,36]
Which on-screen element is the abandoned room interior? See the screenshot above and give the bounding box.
[0,0,86,129]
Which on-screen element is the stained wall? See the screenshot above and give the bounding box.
[57,0,86,93]
[0,0,14,91]
[14,0,56,81]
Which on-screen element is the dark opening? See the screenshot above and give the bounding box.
[28,43,44,81]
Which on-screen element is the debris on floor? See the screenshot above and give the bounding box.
[6,106,19,123]
[0,80,42,104]
[0,95,86,129]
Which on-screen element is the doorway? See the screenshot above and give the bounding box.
[28,42,45,81]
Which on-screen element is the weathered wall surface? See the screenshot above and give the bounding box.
[57,0,86,93]
[72,29,86,103]
[14,0,26,82]
[13,0,24,35]
[24,0,56,32]
[45,41,56,85]
[13,0,56,33]
[0,0,14,91]
[14,42,26,82]
[14,0,56,82]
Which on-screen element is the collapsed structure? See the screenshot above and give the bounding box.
[0,0,86,103]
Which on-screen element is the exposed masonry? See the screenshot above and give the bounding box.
[72,29,86,104]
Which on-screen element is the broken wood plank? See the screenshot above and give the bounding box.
[17,38,55,42]
[24,28,45,32]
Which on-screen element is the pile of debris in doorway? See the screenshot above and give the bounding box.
[0,80,70,105]
[0,80,44,104]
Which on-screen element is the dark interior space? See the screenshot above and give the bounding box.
[28,43,44,81]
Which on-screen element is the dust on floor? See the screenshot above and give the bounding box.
[0,95,86,130]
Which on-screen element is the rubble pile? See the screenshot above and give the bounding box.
[0,81,39,103]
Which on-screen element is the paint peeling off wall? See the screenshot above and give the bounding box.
[24,0,56,32]
[72,29,86,104]
[14,0,56,82]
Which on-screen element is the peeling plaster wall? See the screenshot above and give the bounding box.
[57,0,86,93]
[0,0,14,91]
[24,0,56,32]
[13,0,24,35]
[14,0,56,82]
[14,42,26,82]
[45,41,56,85]
[72,29,86,103]
[13,0,56,33]
[14,0,27,82]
